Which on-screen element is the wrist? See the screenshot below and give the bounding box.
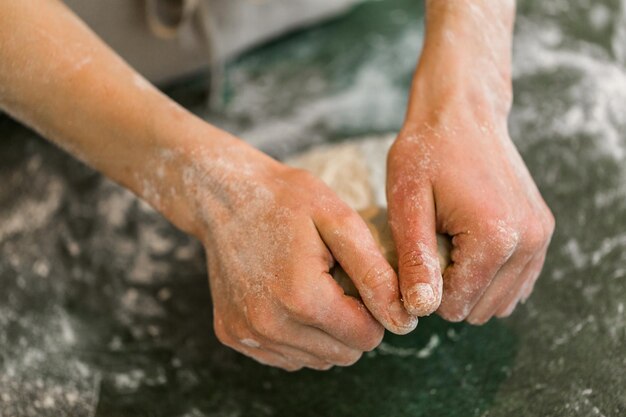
[409,54,512,120]
[138,109,283,238]
[125,104,228,236]
[411,0,515,117]
[403,66,511,137]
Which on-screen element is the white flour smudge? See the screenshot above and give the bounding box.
[377,334,441,359]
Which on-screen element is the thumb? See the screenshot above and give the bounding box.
[388,180,443,316]
[313,203,418,335]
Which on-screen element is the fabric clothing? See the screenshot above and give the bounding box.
[65,0,359,83]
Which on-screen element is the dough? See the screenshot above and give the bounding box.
[288,142,374,211]
[287,140,451,297]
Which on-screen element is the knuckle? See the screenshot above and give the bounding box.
[387,141,425,179]
[329,204,361,228]
[362,263,395,294]
[280,169,325,205]
[399,247,439,279]
[387,140,407,165]
[388,133,422,158]
[281,287,319,323]
[248,308,279,340]
[521,206,556,254]
[543,210,556,237]
[361,328,385,352]
[479,218,520,259]
[399,249,426,271]
[521,221,546,253]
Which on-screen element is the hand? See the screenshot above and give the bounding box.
[0,0,411,370]
[387,83,555,324]
[171,138,417,370]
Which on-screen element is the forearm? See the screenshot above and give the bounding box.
[410,0,515,118]
[0,0,243,233]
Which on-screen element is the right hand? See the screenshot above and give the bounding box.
[168,138,417,371]
[0,0,412,371]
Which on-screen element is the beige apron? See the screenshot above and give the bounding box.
[64,0,359,83]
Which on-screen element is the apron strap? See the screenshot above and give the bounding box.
[145,0,200,39]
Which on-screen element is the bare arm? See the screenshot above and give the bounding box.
[0,0,418,370]
[411,0,515,118]
[0,0,223,234]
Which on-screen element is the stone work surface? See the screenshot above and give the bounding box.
[1,0,625,416]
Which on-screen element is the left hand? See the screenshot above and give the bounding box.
[386,75,555,324]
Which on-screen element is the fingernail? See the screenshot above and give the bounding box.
[405,283,438,316]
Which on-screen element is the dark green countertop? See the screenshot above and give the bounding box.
[1,0,625,416]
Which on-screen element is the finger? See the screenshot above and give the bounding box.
[316,293,384,352]
[287,271,385,351]
[241,347,303,371]
[496,250,547,317]
[225,338,303,371]
[387,178,442,316]
[437,221,518,322]
[233,332,332,370]
[224,319,334,370]
[313,204,418,335]
[281,322,364,367]
[266,344,334,371]
[466,251,531,324]
[520,247,549,303]
[477,230,550,321]
[215,314,304,371]
[244,292,365,365]
[494,256,541,318]
[492,257,535,319]
[252,314,364,366]
[496,225,552,315]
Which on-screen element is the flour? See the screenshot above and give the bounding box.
[513,19,626,162]
[97,184,135,228]
[2,0,626,413]
[0,177,63,241]
[219,26,423,157]
[588,4,611,31]
[377,334,441,359]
